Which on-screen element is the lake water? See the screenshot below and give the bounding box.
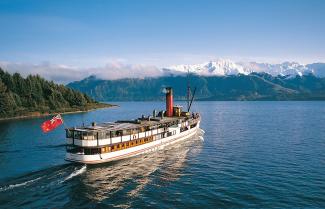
[0,101,325,208]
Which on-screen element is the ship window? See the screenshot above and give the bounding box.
[116,131,122,136]
[110,131,115,137]
[84,148,91,155]
[74,131,82,140]
[98,132,105,139]
[66,130,73,138]
[123,130,130,136]
[83,132,94,140]
[101,147,106,153]
[66,145,83,154]
[82,132,87,140]
[106,132,111,138]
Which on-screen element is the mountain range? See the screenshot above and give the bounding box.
[67,73,325,101]
[163,60,325,78]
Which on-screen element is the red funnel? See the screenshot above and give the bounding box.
[166,87,173,117]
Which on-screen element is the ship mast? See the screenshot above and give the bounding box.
[186,69,191,112]
[186,69,197,112]
[187,69,191,112]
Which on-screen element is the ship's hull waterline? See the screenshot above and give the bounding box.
[66,122,201,164]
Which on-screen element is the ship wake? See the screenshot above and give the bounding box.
[0,177,42,192]
[61,165,87,183]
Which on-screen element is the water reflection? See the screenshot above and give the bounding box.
[81,133,204,203]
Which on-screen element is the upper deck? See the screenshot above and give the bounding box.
[73,116,186,133]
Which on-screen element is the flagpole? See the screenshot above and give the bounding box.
[58,114,69,129]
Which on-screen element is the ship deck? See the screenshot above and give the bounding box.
[72,116,188,133]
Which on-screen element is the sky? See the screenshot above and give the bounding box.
[0,0,325,82]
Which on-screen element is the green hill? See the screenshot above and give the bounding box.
[0,68,111,119]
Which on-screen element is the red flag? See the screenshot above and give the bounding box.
[41,114,63,133]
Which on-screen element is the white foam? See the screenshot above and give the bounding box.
[0,177,42,192]
[61,165,86,183]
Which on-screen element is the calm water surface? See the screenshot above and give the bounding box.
[0,101,325,208]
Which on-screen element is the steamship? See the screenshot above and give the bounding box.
[65,87,201,164]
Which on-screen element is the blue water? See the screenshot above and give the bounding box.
[0,101,325,208]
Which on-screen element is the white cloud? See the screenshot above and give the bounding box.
[91,63,164,80]
[1,58,324,84]
[0,61,164,84]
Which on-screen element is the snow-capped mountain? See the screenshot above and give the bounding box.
[164,60,248,76]
[163,59,325,77]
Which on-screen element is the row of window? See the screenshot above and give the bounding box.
[66,121,181,140]
[67,135,154,155]
[101,136,154,153]
[66,126,170,140]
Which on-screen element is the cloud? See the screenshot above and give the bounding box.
[91,63,164,80]
[0,61,164,84]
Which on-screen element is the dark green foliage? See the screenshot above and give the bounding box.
[68,73,325,101]
[0,68,103,118]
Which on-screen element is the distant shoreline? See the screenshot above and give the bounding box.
[0,103,118,122]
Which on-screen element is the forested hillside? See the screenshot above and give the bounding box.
[67,73,325,101]
[0,68,110,119]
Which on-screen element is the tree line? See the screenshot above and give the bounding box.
[0,68,102,118]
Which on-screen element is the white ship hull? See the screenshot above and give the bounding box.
[65,122,200,164]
